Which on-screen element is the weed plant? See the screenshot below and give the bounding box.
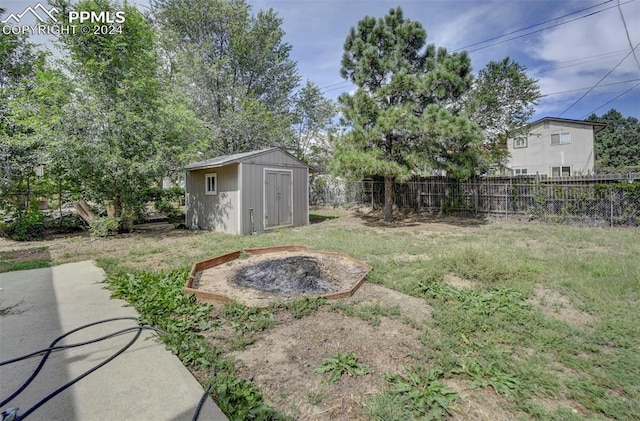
[105,270,286,420]
[315,351,371,384]
[367,366,457,420]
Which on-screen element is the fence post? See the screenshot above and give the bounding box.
[610,189,614,228]
[505,182,509,219]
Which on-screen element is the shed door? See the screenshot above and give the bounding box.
[264,170,292,229]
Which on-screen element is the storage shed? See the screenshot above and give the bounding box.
[185,148,310,234]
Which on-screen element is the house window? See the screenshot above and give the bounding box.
[205,173,217,195]
[513,137,527,149]
[551,132,570,145]
[551,166,571,177]
[514,168,528,176]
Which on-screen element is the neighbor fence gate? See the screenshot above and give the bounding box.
[310,174,640,227]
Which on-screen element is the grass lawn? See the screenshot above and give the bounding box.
[2,208,639,419]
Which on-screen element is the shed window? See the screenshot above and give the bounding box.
[551,132,570,145]
[514,168,528,176]
[205,173,217,195]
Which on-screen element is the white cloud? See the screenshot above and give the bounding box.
[526,0,640,117]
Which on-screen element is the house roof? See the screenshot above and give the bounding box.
[184,147,311,171]
[530,117,607,134]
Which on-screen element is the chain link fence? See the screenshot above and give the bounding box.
[310,174,640,227]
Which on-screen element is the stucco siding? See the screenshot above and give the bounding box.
[185,164,240,233]
[508,120,595,176]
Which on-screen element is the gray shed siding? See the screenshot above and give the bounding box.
[185,148,309,235]
[185,164,240,233]
[239,149,309,234]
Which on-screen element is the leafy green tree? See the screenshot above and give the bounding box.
[152,0,300,154]
[0,14,49,214]
[292,80,336,167]
[52,0,205,224]
[465,57,541,172]
[333,7,482,221]
[587,109,640,170]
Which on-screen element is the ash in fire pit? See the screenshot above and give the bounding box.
[234,256,336,295]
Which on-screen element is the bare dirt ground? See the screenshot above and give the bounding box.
[223,281,522,420]
[527,285,597,326]
[229,283,434,420]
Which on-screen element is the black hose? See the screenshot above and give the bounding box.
[191,383,213,421]
[15,327,143,420]
[0,325,166,367]
[0,318,212,421]
[0,317,139,408]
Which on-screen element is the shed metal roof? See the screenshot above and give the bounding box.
[185,147,311,171]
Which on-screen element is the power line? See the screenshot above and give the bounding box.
[531,49,630,76]
[542,78,640,96]
[558,42,640,116]
[317,1,636,95]
[453,0,615,52]
[617,0,640,71]
[581,81,640,118]
[466,1,634,54]
[322,82,353,94]
[319,80,352,90]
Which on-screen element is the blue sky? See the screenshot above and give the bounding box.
[3,0,639,120]
[246,0,640,121]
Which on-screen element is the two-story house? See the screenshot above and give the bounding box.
[507,117,606,177]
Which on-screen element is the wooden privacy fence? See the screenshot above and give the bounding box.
[310,174,640,227]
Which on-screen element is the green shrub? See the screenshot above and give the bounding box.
[155,199,184,225]
[163,186,185,201]
[1,207,45,241]
[89,217,119,237]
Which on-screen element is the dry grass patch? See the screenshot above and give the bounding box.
[443,273,477,291]
[446,379,518,421]
[528,285,597,326]
[343,283,433,326]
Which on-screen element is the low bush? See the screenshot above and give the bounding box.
[89,217,119,237]
[1,206,45,241]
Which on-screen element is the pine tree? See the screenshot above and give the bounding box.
[334,7,482,221]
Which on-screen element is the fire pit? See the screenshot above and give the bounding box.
[185,246,371,307]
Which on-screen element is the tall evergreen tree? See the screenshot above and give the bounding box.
[334,7,482,221]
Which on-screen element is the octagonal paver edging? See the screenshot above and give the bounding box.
[185,245,372,307]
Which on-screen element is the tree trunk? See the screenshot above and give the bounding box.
[113,189,121,218]
[384,175,393,222]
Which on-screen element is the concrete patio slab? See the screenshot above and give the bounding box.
[0,261,227,421]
